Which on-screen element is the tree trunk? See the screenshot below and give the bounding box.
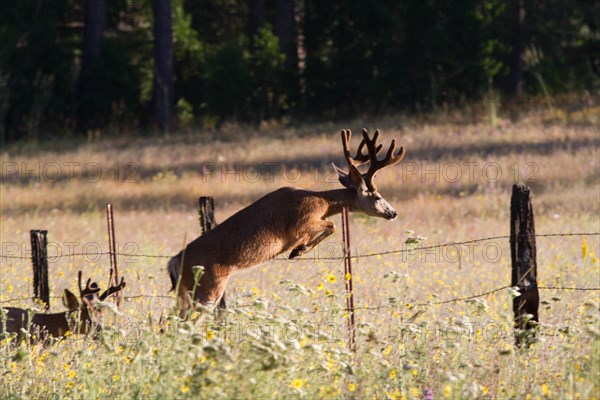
[249,0,265,44]
[275,0,296,52]
[78,0,106,132]
[509,0,524,102]
[152,0,174,134]
[275,0,299,107]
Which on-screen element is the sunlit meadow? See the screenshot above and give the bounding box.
[1,102,599,399]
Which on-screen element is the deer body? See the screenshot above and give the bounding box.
[1,272,126,342]
[2,306,89,340]
[170,187,366,307]
[169,129,405,317]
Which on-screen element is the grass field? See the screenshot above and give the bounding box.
[1,103,599,399]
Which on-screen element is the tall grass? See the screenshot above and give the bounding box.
[1,101,599,399]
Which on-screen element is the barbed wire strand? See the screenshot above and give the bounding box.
[1,285,598,307]
[1,232,599,262]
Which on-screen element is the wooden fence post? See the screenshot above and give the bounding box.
[30,230,49,309]
[198,196,224,308]
[510,184,539,347]
[198,196,216,233]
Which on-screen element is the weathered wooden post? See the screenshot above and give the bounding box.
[198,196,216,233]
[341,207,356,351]
[510,184,539,347]
[30,230,49,309]
[198,196,224,308]
[106,204,121,306]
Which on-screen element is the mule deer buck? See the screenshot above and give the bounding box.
[0,271,126,341]
[168,128,405,317]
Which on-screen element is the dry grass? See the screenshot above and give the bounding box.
[0,103,599,399]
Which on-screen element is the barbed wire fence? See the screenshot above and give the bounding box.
[2,232,599,262]
[0,285,598,306]
[1,231,599,306]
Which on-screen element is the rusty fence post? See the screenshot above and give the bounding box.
[31,230,49,309]
[342,207,356,351]
[198,196,223,308]
[106,203,121,306]
[510,184,539,347]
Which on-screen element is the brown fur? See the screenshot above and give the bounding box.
[169,129,406,317]
[1,274,125,342]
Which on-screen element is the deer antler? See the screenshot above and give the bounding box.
[99,277,126,301]
[78,270,101,298]
[361,128,406,192]
[341,129,382,168]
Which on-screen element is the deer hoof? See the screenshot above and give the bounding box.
[289,245,308,259]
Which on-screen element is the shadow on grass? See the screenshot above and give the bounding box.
[3,135,598,186]
[1,134,597,215]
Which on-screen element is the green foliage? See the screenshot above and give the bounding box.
[79,38,144,126]
[172,0,207,121]
[249,26,287,120]
[0,0,597,142]
[175,97,194,127]
[0,0,76,141]
[205,41,252,120]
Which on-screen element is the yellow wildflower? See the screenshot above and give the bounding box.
[541,383,551,397]
[443,385,452,398]
[290,379,303,389]
[384,346,392,357]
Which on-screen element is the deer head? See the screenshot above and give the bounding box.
[65,271,126,334]
[1,272,127,341]
[333,128,405,220]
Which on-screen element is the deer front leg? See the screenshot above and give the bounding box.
[192,268,230,308]
[289,220,335,259]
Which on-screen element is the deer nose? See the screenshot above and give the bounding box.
[387,210,397,220]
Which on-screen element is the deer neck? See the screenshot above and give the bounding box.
[319,188,357,217]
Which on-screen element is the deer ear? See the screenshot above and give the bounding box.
[333,163,368,192]
[333,163,351,188]
[348,164,368,192]
[62,289,80,311]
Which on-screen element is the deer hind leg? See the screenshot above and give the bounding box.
[289,220,335,259]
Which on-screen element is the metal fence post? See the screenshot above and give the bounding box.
[342,207,356,351]
[106,203,121,306]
